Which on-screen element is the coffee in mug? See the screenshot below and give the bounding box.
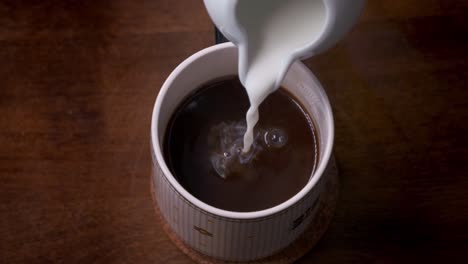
[163,76,319,212]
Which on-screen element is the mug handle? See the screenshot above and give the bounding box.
[215,27,229,44]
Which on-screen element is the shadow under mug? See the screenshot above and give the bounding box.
[150,42,334,262]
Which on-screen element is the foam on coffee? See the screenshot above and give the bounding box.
[209,121,288,179]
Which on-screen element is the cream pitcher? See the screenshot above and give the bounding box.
[204,0,365,85]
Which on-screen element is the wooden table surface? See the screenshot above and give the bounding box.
[1,1,467,263]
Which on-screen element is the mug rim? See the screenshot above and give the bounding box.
[151,42,334,219]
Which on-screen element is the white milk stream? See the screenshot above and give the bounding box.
[235,0,326,152]
[204,0,364,177]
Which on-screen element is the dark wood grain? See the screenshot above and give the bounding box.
[0,1,466,263]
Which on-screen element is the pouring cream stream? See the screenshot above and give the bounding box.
[237,0,326,152]
[204,0,365,152]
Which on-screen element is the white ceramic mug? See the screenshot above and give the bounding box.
[150,43,334,262]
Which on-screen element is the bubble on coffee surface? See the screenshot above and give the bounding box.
[264,128,288,148]
[209,121,288,179]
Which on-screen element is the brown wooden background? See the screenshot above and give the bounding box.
[1,0,467,263]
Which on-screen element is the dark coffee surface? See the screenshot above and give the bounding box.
[164,77,318,212]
